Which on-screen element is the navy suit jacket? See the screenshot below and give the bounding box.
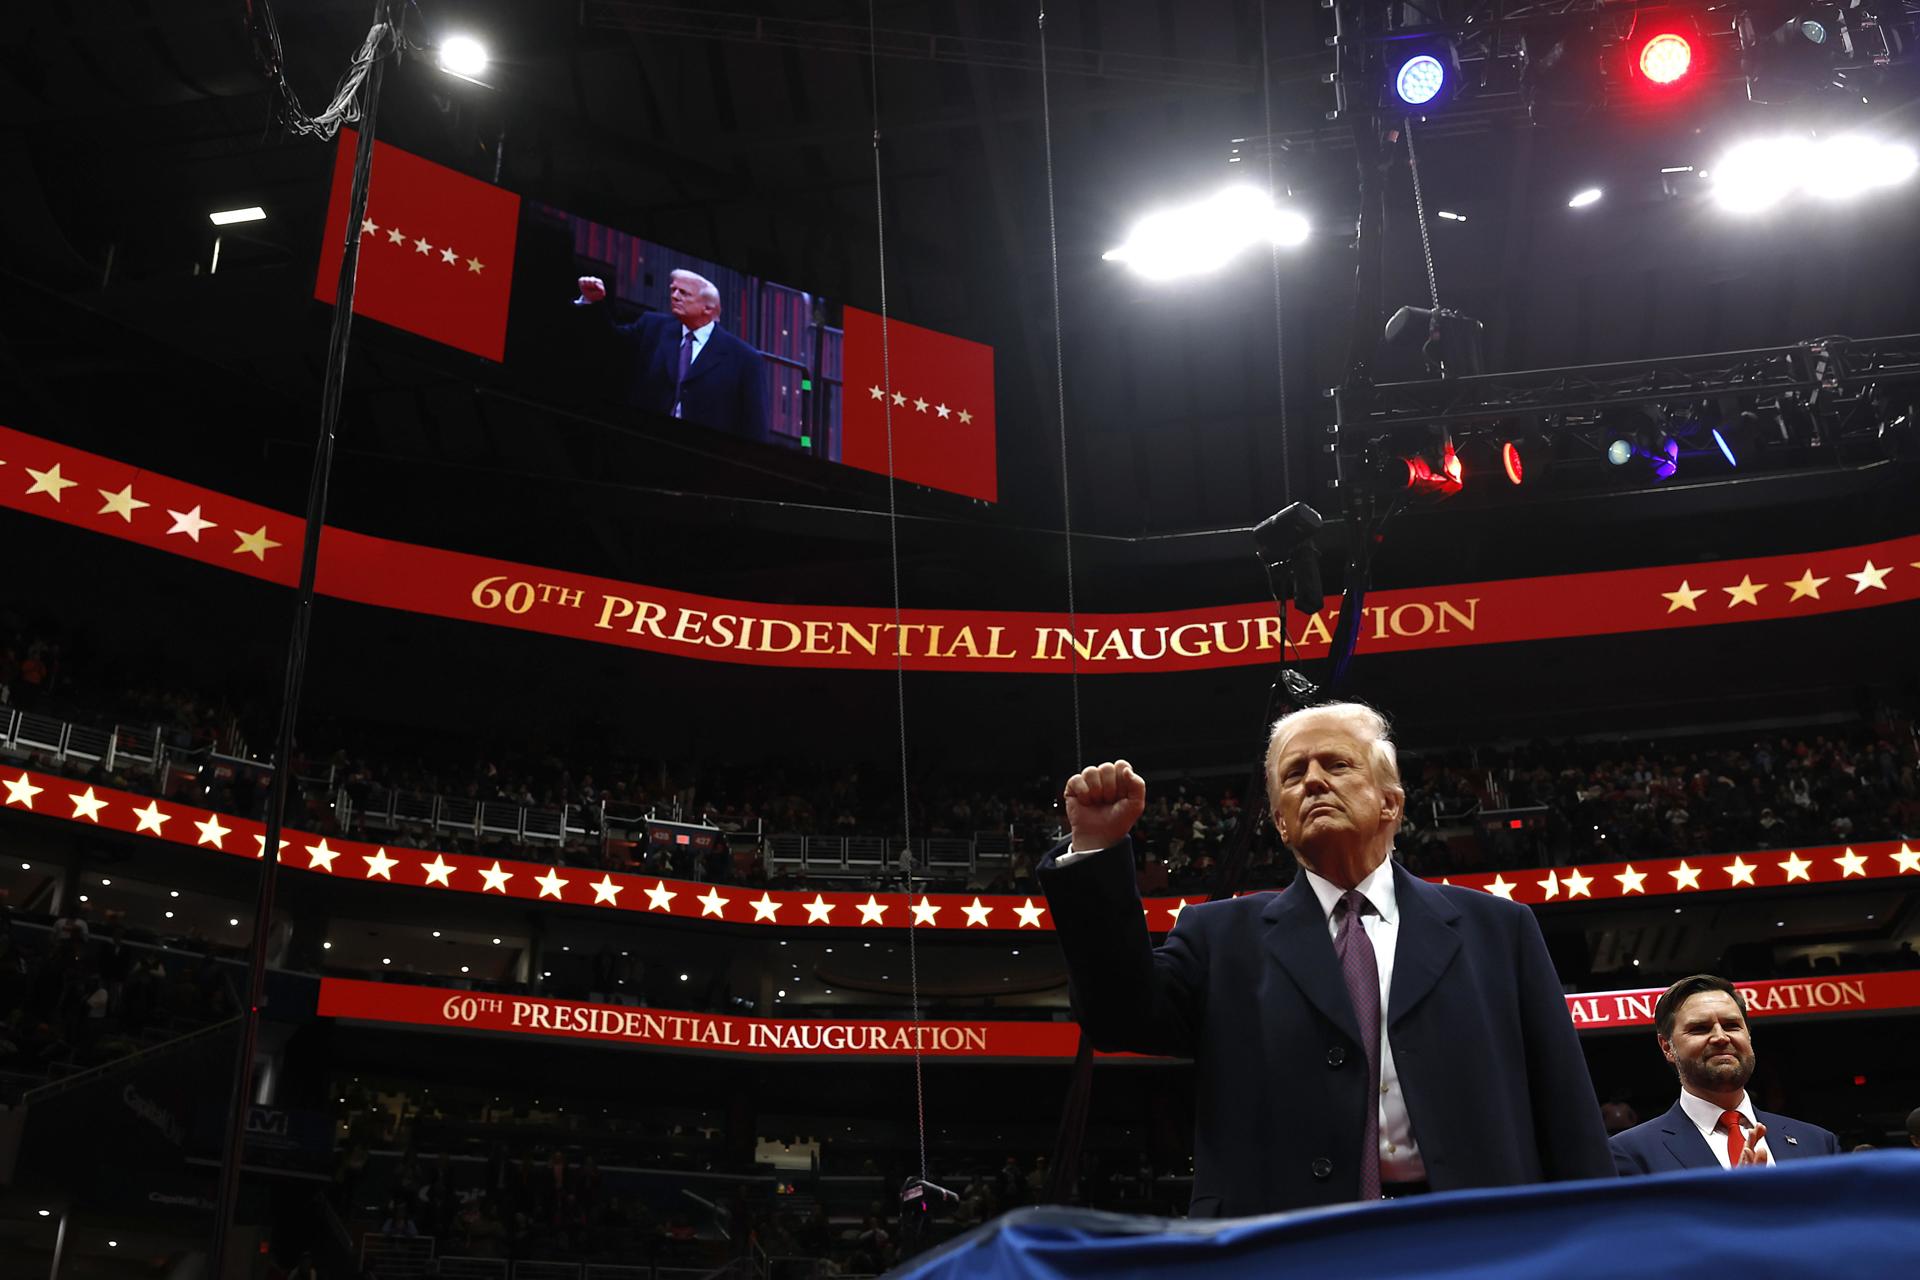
[1039,839,1614,1218]
[1610,1099,1841,1175]
[593,306,771,444]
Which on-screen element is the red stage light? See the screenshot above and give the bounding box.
[1501,441,1524,485]
[1638,33,1692,85]
[1401,443,1465,497]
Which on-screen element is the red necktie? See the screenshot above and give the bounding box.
[1721,1110,1746,1166]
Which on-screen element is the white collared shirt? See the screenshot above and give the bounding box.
[1676,1088,1773,1167]
[672,320,716,417]
[1300,861,1425,1183]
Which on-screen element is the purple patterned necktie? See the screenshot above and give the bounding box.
[673,329,695,416]
[1333,889,1382,1200]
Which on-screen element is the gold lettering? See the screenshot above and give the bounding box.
[941,626,983,660]
[986,626,1017,659]
[839,622,881,657]
[1389,603,1435,637]
[1298,611,1334,646]
[759,619,803,653]
[803,621,834,654]
[1436,598,1479,633]
[1254,614,1284,651]
[670,608,709,644]
[1129,627,1169,661]
[1211,619,1251,655]
[708,614,737,647]
[1169,623,1212,658]
[593,596,635,630]
[1094,630,1133,661]
[627,601,669,639]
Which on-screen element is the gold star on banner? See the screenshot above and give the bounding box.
[195,814,231,849]
[698,887,730,918]
[361,218,378,237]
[253,834,289,859]
[413,236,432,254]
[68,787,107,822]
[440,245,458,265]
[1486,875,1516,900]
[1723,576,1766,607]
[305,839,340,871]
[1778,852,1812,882]
[166,505,216,541]
[1834,848,1869,878]
[536,867,570,900]
[750,892,781,921]
[1785,570,1828,601]
[645,881,677,912]
[911,897,940,926]
[1725,856,1757,886]
[421,855,456,886]
[233,526,281,561]
[1670,861,1702,890]
[127,800,168,834]
[1661,581,1705,612]
[96,485,149,522]
[1167,899,1190,926]
[1562,868,1594,898]
[957,409,973,425]
[962,897,993,927]
[1615,865,1647,894]
[935,403,951,419]
[364,848,399,880]
[387,226,405,245]
[479,861,513,893]
[1891,845,1920,874]
[1846,561,1890,593]
[868,385,884,400]
[466,257,484,274]
[1537,870,1560,900]
[1014,898,1047,928]
[857,896,889,925]
[24,463,77,502]
[3,772,42,809]
[591,875,624,905]
[912,397,929,413]
[803,894,835,924]
[891,391,906,407]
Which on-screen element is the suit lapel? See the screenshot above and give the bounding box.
[1386,865,1461,1027]
[1261,876,1360,1045]
[680,329,721,384]
[1658,1100,1719,1170]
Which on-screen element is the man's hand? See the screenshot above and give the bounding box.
[1064,761,1146,852]
[1736,1123,1769,1167]
[577,275,607,303]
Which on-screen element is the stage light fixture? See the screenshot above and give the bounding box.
[1711,134,1917,212]
[437,35,489,80]
[1607,438,1634,465]
[1501,441,1524,484]
[1384,305,1487,377]
[1102,185,1309,281]
[1712,427,1738,466]
[1395,54,1448,105]
[1399,441,1465,497]
[1637,32,1694,84]
[1568,187,1604,208]
[209,206,266,226]
[1436,210,1467,222]
[1741,7,1856,102]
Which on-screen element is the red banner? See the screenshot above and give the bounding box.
[315,129,520,362]
[4,768,1916,932]
[841,307,998,503]
[317,972,1920,1059]
[5,424,1920,672]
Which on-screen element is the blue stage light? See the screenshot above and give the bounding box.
[1712,427,1737,466]
[1607,438,1634,466]
[1395,55,1447,106]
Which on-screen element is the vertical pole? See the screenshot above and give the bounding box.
[208,7,389,1274]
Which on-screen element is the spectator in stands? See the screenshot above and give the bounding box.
[1043,702,1613,1215]
[1611,974,1842,1174]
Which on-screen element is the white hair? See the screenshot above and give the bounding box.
[1264,700,1404,834]
[670,269,721,310]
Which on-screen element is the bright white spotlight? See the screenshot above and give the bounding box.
[438,35,489,79]
[1805,135,1886,201]
[1710,138,1804,214]
[1567,187,1603,209]
[209,206,266,226]
[1103,185,1309,281]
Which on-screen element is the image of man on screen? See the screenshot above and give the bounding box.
[575,268,770,444]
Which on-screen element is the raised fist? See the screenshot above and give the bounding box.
[577,275,607,303]
[1063,760,1146,852]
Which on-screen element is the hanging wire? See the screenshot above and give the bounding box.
[1404,118,1443,310]
[244,0,395,139]
[1037,7,1085,769]
[866,0,929,1188]
[1261,0,1291,505]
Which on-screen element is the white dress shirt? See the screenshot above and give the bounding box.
[1299,860,1426,1183]
[1053,845,1426,1182]
[672,319,715,417]
[1677,1088,1773,1167]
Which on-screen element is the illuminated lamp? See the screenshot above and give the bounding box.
[1401,441,1465,497]
[1740,8,1852,103]
[1501,440,1525,484]
[1637,31,1694,85]
[1388,42,1462,110]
